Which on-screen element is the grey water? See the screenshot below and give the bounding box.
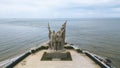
[0,18,120,68]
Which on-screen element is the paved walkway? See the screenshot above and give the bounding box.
[14,50,100,68]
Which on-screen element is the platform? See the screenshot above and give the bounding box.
[14,49,101,68]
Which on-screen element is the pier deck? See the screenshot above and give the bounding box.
[14,49,100,68]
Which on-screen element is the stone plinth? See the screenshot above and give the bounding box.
[41,51,72,61]
[46,52,67,58]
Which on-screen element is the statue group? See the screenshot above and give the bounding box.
[48,21,67,51]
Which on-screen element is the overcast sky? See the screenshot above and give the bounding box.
[0,0,120,18]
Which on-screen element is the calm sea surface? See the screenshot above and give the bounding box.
[0,18,120,68]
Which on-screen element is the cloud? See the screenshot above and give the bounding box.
[0,0,120,18]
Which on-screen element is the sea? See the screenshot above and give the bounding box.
[0,18,120,68]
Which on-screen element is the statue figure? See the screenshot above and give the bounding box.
[60,21,67,44]
[50,30,56,50]
[48,23,51,49]
[56,29,64,50]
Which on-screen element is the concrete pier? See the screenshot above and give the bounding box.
[14,48,100,68]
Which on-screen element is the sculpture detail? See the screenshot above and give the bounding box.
[48,21,67,51]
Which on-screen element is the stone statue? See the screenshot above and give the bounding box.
[48,21,67,51]
[60,21,67,44]
[50,30,56,50]
[48,23,52,49]
[56,29,64,50]
[45,22,69,60]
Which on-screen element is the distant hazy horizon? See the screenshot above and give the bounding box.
[0,17,120,19]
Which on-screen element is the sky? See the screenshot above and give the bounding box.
[0,0,120,18]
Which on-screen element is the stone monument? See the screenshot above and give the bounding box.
[48,21,67,51]
[41,21,72,61]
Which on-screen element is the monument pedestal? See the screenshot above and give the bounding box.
[45,51,67,59]
[41,51,72,61]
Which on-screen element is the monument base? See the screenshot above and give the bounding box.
[41,51,72,61]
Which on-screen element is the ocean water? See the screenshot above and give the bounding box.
[0,18,120,68]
